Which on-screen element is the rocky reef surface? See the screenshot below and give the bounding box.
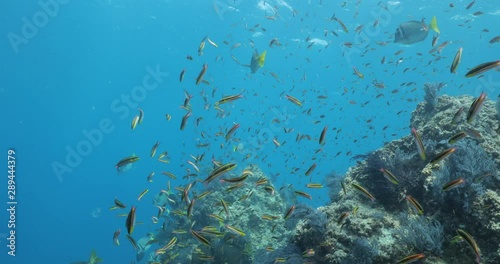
[294,92,500,264]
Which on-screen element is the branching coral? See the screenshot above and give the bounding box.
[325,171,344,202]
[362,146,427,211]
[423,82,445,112]
[341,238,379,264]
[397,213,444,255]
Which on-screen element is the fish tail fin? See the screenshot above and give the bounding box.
[258,50,267,67]
[90,249,103,264]
[429,16,440,34]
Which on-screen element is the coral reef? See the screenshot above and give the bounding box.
[146,93,500,264]
[313,94,500,263]
[151,165,293,264]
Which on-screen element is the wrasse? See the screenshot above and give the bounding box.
[202,226,218,232]
[272,138,281,147]
[341,182,347,195]
[337,212,350,225]
[442,178,465,191]
[406,195,423,215]
[190,229,211,246]
[208,214,225,222]
[137,189,149,201]
[303,249,315,257]
[187,160,199,173]
[217,94,243,105]
[156,237,177,256]
[204,163,237,183]
[262,215,280,221]
[464,128,482,139]
[150,141,160,158]
[450,47,462,73]
[285,94,303,107]
[113,229,121,246]
[131,115,139,129]
[180,111,192,130]
[161,171,177,179]
[411,128,426,160]
[432,34,439,47]
[222,174,248,183]
[114,198,127,209]
[264,186,276,196]
[305,163,317,176]
[456,229,481,264]
[126,234,138,251]
[306,183,323,188]
[465,61,500,78]
[179,68,186,82]
[379,168,399,185]
[116,155,140,171]
[198,255,215,261]
[195,190,213,200]
[147,172,155,182]
[274,257,288,263]
[429,148,456,165]
[294,190,312,200]
[466,92,486,123]
[225,123,240,141]
[195,63,208,85]
[319,126,327,145]
[352,206,359,216]
[255,177,268,186]
[473,172,493,183]
[451,107,464,124]
[226,182,245,192]
[284,205,296,220]
[448,132,467,144]
[266,246,275,252]
[126,206,136,235]
[220,199,230,218]
[137,108,144,124]
[187,199,195,218]
[332,16,349,33]
[225,224,246,236]
[397,253,425,264]
[198,38,206,56]
[352,67,364,78]
[207,37,218,48]
[351,183,375,202]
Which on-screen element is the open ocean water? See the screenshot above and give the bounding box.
[1,0,499,263]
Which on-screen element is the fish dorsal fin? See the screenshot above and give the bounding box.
[429,16,440,34]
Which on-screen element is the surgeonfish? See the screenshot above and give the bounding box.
[244,49,267,73]
[394,16,439,45]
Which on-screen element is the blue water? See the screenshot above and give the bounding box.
[1,0,499,263]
